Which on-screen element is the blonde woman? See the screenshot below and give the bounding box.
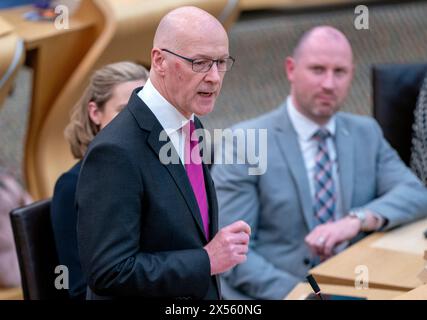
[51,62,148,299]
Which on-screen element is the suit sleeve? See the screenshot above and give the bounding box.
[364,120,427,229]
[211,133,300,300]
[76,143,211,298]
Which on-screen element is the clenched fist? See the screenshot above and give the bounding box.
[204,220,251,275]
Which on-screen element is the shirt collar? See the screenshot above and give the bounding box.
[137,79,194,134]
[287,96,336,141]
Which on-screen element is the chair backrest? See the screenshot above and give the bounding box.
[10,199,68,300]
[372,63,427,165]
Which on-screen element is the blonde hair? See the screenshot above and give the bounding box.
[65,62,149,159]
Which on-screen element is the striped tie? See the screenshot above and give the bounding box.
[312,128,336,224]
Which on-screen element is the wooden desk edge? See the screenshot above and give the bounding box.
[0,287,23,300]
[285,282,405,300]
[0,5,94,49]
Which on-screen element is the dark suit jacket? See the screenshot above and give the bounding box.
[76,88,220,299]
[51,161,86,300]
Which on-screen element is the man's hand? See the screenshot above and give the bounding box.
[204,220,251,275]
[305,216,361,259]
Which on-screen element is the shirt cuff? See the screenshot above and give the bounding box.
[370,211,387,231]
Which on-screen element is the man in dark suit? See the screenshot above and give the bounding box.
[76,6,250,299]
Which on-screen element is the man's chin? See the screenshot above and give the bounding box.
[193,103,216,117]
[312,109,337,124]
[315,104,339,116]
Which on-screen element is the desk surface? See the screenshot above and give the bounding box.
[0,15,14,36]
[0,287,23,300]
[393,283,427,300]
[310,218,427,291]
[0,6,93,50]
[285,282,404,300]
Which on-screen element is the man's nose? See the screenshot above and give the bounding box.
[205,62,221,83]
[322,71,336,90]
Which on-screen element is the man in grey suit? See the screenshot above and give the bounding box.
[211,25,427,299]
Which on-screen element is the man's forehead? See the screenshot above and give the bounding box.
[154,7,227,49]
[302,51,353,67]
[298,39,352,63]
[179,33,229,53]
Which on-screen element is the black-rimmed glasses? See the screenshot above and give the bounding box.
[161,48,235,73]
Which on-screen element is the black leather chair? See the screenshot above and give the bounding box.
[10,198,69,300]
[372,63,427,165]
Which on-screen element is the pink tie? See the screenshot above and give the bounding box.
[184,120,210,240]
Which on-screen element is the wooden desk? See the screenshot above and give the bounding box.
[0,287,23,300]
[285,282,404,300]
[310,218,427,291]
[0,16,14,36]
[393,284,427,300]
[0,5,95,50]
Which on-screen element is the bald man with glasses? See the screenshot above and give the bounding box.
[76,6,250,300]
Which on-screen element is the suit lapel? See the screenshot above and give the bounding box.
[274,103,316,231]
[128,93,207,242]
[335,115,354,216]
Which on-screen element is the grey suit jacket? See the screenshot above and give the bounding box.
[211,101,427,300]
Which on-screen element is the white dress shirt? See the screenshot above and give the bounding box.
[138,79,193,166]
[287,96,344,218]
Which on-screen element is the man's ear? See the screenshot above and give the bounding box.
[151,48,166,76]
[285,57,295,82]
[88,101,101,126]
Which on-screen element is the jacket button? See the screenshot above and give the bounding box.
[303,257,311,266]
